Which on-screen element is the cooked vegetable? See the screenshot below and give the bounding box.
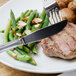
[56,0,73,9]
[25,10,33,17]
[9,30,14,41]
[18,46,23,49]
[15,47,36,65]
[40,9,46,21]
[14,35,18,40]
[16,17,20,23]
[0,30,4,33]
[4,9,49,66]
[24,10,29,15]
[20,10,29,20]
[39,9,46,28]
[42,15,49,28]
[10,10,17,30]
[20,10,29,21]
[15,47,27,55]
[7,50,31,61]
[4,19,11,43]
[68,0,76,11]
[27,42,35,49]
[32,45,37,54]
[26,10,37,30]
[35,12,39,18]
[31,9,46,31]
[60,8,76,23]
[16,28,23,33]
[20,12,25,20]
[24,46,30,53]
[28,58,36,65]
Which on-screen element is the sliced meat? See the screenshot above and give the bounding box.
[58,30,76,51]
[51,35,71,55]
[64,23,76,40]
[69,23,76,31]
[41,23,76,59]
[41,38,66,59]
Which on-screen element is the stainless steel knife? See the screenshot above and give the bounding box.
[0,20,67,53]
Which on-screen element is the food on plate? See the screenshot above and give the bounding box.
[41,23,76,59]
[60,8,76,23]
[68,0,76,11]
[3,9,49,65]
[56,0,73,9]
[0,0,75,66]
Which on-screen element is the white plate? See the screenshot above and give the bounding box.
[0,0,76,74]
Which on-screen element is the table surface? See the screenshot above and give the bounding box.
[0,0,59,76]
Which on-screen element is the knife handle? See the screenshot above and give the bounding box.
[0,39,23,53]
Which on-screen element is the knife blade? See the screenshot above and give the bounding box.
[0,20,67,53]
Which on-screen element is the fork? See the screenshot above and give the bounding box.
[43,0,62,24]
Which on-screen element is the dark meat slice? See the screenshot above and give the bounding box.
[41,23,76,59]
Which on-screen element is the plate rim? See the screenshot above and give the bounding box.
[0,57,76,74]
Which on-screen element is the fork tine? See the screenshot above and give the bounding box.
[55,8,61,22]
[49,11,55,24]
[52,9,58,23]
[59,11,62,21]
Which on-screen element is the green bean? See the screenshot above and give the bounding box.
[22,31,26,36]
[40,9,46,20]
[4,19,35,65]
[26,10,37,30]
[18,46,23,49]
[25,10,33,17]
[15,47,27,55]
[22,10,33,35]
[4,19,11,43]
[16,29,23,33]
[9,30,14,41]
[24,46,30,53]
[10,10,17,30]
[24,10,29,15]
[28,58,36,65]
[0,30,4,33]
[16,17,20,23]
[14,35,18,40]
[16,10,29,21]
[31,9,46,31]
[7,50,31,61]
[39,9,46,28]
[27,42,35,49]
[32,45,37,54]
[20,12,25,20]
[15,47,36,65]
[35,12,39,18]
[42,15,49,28]
[31,24,40,32]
